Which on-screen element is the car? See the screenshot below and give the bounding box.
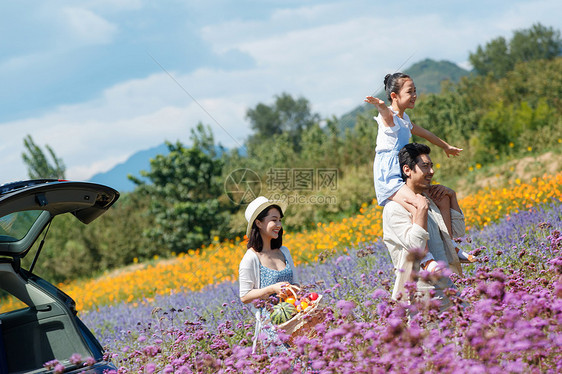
[0,179,119,373]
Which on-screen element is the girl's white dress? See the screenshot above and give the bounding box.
[373,107,413,206]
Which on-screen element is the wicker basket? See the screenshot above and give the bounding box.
[276,288,325,343]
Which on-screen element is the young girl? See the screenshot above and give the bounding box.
[365,72,462,238]
[239,196,298,353]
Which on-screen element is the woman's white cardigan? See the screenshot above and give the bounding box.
[238,246,298,352]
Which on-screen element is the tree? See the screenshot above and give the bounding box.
[132,124,227,254]
[469,37,513,78]
[21,135,66,179]
[469,23,562,78]
[245,103,283,139]
[246,93,320,150]
[510,23,562,63]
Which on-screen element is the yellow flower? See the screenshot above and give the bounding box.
[527,146,532,152]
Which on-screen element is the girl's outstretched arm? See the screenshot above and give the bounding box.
[411,123,463,157]
[365,96,394,127]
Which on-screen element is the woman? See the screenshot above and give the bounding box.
[238,196,299,353]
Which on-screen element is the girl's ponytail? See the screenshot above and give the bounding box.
[383,74,392,88]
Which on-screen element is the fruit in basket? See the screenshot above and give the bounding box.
[300,300,309,310]
[271,302,297,324]
[284,296,296,305]
[309,292,319,301]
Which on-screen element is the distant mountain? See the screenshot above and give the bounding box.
[338,58,470,130]
[88,143,170,193]
[406,59,470,94]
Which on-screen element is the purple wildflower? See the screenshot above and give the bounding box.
[335,300,356,317]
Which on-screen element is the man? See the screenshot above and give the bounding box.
[382,143,471,311]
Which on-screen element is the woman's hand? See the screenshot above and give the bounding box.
[268,281,288,295]
[275,282,299,300]
[241,282,295,304]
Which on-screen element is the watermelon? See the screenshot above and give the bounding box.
[271,301,297,324]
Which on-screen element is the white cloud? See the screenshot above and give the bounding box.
[201,12,467,116]
[0,52,42,73]
[0,67,254,183]
[68,154,130,182]
[83,0,143,12]
[495,0,562,32]
[457,61,473,71]
[60,7,118,45]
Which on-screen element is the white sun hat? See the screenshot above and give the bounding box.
[245,196,287,238]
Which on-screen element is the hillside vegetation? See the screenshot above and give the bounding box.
[19,23,562,284]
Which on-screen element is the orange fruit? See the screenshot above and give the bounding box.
[285,297,296,305]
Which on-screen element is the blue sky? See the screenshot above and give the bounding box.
[1,0,561,184]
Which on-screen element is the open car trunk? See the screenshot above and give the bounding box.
[0,264,94,373]
[0,180,119,373]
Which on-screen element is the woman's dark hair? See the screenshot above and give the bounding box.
[384,72,411,102]
[247,205,284,252]
[398,143,431,181]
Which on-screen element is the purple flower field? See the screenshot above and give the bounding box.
[81,202,562,373]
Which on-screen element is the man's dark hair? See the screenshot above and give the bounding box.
[398,143,431,180]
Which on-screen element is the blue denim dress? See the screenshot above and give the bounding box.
[260,258,293,288]
[259,254,293,352]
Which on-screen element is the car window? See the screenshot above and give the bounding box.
[0,211,43,242]
[0,294,27,313]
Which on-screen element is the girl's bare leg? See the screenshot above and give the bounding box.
[432,194,453,238]
[388,184,418,215]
